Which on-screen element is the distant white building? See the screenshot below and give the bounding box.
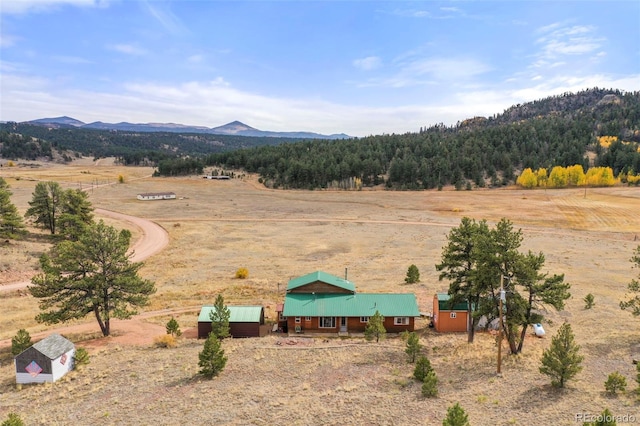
[136,192,176,201]
[15,334,76,384]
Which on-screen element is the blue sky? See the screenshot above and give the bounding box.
[1,0,639,137]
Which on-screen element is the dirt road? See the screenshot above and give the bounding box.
[0,208,169,292]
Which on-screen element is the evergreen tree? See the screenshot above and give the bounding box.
[25,181,64,234]
[58,189,94,240]
[30,220,156,336]
[604,372,627,395]
[2,413,25,426]
[11,329,32,355]
[421,370,438,397]
[199,332,227,378]
[620,246,640,316]
[405,332,422,363]
[582,408,617,426]
[166,317,182,337]
[364,310,386,342]
[442,403,470,426]
[539,323,583,388]
[405,264,420,284]
[0,178,26,239]
[209,294,230,338]
[413,355,433,382]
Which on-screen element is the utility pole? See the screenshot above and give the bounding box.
[497,274,505,376]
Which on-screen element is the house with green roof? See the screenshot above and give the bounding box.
[198,305,268,338]
[281,271,420,335]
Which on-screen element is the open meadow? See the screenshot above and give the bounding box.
[1,160,639,425]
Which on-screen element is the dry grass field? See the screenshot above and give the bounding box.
[1,159,639,425]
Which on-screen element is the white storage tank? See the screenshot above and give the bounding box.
[533,323,545,337]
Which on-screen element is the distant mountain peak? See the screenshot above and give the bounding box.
[28,116,85,127]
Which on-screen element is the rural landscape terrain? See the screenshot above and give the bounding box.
[0,158,639,425]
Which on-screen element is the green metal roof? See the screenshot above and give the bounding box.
[286,271,355,292]
[437,293,469,311]
[198,305,264,323]
[282,293,419,317]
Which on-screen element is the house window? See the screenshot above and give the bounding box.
[394,317,409,325]
[360,317,369,323]
[319,317,336,328]
[450,312,457,319]
[305,317,311,321]
[279,313,287,321]
[295,317,301,323]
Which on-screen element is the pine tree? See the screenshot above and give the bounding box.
[198,333,227,378]
[413,355,433,381]
[421,370,438,397]
[539,322,583,388]
[209,294,230,338]
[442,403,470,426]
[405,264,420,284]
[30,220,156,336]
[582,408,617,426]
[11,329,32,355]
[0,178,26,239]
[364,310,386,342]
[25,181,64,234]
[620,246,640,316]
[405,332,422,363]
[166,317,182,337]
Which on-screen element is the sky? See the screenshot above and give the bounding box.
[1,0,639,137]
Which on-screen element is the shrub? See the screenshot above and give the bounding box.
[604,371,627,395]
[235,267,249,279]
[166,317,182,337]
[2,413,25,426]
[421,371,438,398]
[11,329,32,355]
[154,334,177,348]
[584,293,595,309]
[414,355,433,382]
[74,347,90,367]
[442,403,470,426]
[117,175,125,184]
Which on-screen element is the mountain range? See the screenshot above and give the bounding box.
[25,117,350,140]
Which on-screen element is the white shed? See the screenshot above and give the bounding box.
[14,334,76,384]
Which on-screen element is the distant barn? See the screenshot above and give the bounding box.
[14,334,75,384]
[136,192,176,201]
[197,305,268,338]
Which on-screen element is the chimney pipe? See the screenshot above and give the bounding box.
[345,268,348,280]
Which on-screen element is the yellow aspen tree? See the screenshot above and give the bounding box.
[536,168,548,187]
[516,168,537,188]
[549,166,568,188]
[567,165,586,186]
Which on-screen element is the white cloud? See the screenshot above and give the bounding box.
[107,43,148,56]
[142,1,187,36]
[353,56,381,71]
[0,0,108,15]
[532,23,605,68]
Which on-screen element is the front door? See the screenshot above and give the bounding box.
[340,317,347,332]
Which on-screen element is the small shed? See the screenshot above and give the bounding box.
[432,293,470,333]
[198,305,268,338]
[15,334,75,384]
[136,192,176,201]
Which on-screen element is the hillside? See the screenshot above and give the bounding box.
[2,88,639,187]
[205,88,640,189]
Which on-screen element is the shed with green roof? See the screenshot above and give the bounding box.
[198,305,267,338]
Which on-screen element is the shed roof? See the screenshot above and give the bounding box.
[286,271,355,293]
[198,305,264,323]
[29,334,74,359]
[283,293,420,317]
[137,192,175,197]
[436,293,469,311]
